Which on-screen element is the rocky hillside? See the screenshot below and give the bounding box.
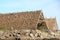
[0,30,60,40]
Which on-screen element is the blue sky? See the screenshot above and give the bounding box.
[0,0,60,29]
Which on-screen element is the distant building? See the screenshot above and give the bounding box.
[44,18,58,31]
[0,10,58,31]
